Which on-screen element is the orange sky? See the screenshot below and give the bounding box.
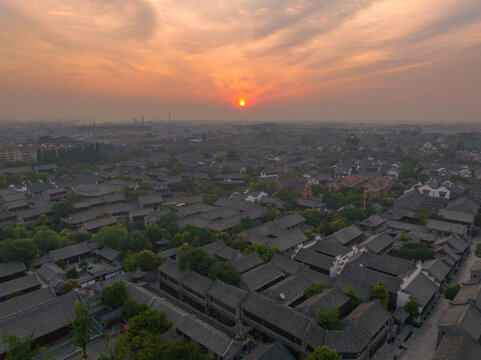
[1,0,481,122]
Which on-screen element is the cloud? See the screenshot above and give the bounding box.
[0,0,481,121]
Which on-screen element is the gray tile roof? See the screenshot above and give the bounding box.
[0,291,78,353]
[446,196,479,215]
[360,214,385,228]
[181,270,213,297]
[312,240,350,258]
[423,258,451,283]
[36,263,66,282]
[404,272,439,307]
[80,215,120,231]
[270,254,304,275]
[439,209,475,224]
[243,341,296,360]
[451,284,481,308]
[433,334,481,360]
[360,232,394,254]
[344,300,390,337]
[293,248,334,272]
[0,273,41,299]
[262,274,312,306]
[231,252,264,273]
[272,213,305,229]
[206,279,248,309]
[350,252,416,278]
[239,263,284,291]
[438,304,481,341]
[426,219,467,236]
[326,224,363,246]
[96,246,120,262]
[176,315,244,359]
[332,275,372,301]
[242,292,313,340]
[0,261,26,279]
[159,258,186,282]
[48,241,100,261]
[296,287,350,318]
[0,287,56,319]
[340,263,401,293]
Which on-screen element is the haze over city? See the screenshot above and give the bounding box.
[1,0,481,122]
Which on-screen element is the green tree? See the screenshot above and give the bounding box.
[208,261,240,285]
[475,243,481,258]
[128,309,173,337]
[444,283,461,300]
[276,189,298,211]
[102,281,129,308]
[344,285,362,314]
[178,247,214,276]
[316,308,341,330]
[60,279,81,295]
[122,253,141,272]
[399,230,410,242]
[305,346,340,360]
[66,268,79,279]
[137,250,164,271]
[0,238,38,263]
[32,229,61,253]
[156,213,179,237]
[371,282,389,309]
[300,208,323,227]
[52,199,75,219]
[55,258,66,270]
[144,225,163,244]
[78,261,93,273]
[161,340,210,360]
[2,331,36,360]
[95,224,129,250]
[405,298,420,320]
[304,283,326,298]
[240,216,257,230]
[122,299,149,321]
[392,243,434,262]
[68,300,95,359]
[260,207,281,222]
[231,235,249,251]
[69,232,92,244]
[244,243,277,263]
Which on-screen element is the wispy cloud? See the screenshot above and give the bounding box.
[0,0,480,121]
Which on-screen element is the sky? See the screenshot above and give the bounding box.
[1,0,481,123]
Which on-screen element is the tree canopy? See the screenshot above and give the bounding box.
[316,307,341,330]
[208,261,240,285]
[304,283,326,298]
[370,282,389,309]
[444,283,461,300]
[102,281,129,308]
[405,298,420,320]
[2,331,37,360]
[60,279,81,295]
[178,247,214,276]
[122,299,149,321]
[305,346,340,360]
[68,300,95,359]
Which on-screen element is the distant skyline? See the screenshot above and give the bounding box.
[1,0,481,122]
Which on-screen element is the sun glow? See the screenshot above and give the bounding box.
[238,99,246,107]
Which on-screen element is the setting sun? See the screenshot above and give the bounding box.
[239,99,246,107]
